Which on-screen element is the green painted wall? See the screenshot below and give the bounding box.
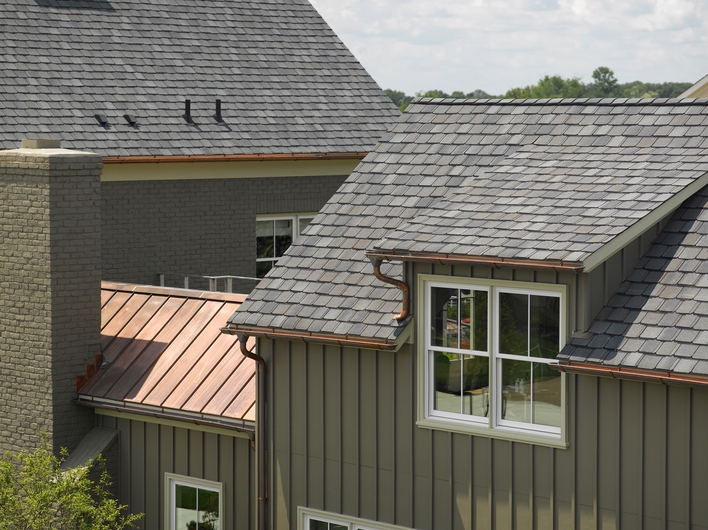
[262,337,708,530]
[96,413,255,530]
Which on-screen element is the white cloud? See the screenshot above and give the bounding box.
[309,0,708,95]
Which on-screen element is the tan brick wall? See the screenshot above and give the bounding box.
[0,148,102,453]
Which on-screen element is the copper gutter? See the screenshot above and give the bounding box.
[553,361,708,388]
[223,325,399,351]
[366,251,584,273]
[368,256,410,321]
[232,331,267,530]
[73,396,255,433]
[102,152,368,164]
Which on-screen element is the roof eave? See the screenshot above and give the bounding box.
[365,251,584,273]
[553,360,708,388]
[221,322,412,352]
[74,395,255,434]
[102,152,369,164]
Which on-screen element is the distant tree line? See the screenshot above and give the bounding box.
[386,67,693,112]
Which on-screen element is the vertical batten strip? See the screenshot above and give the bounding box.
[570,374,576,529]
[686,388,692,528]
[639,384,644,527]
[593,377,599,530]
[304,342,309,508]
[616,380,622,528]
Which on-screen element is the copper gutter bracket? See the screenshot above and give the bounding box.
[233,331,267,530]
[369,256,410,322]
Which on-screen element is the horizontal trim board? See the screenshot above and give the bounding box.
[85,405,253,439]
[101,159,361,182]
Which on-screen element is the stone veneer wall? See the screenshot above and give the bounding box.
[0,146,102,453]
[101,174,347,290]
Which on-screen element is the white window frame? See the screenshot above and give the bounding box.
[256,212,317,277]
[164,473,224,530]
[417,274,568,448]
[298,507,414,530]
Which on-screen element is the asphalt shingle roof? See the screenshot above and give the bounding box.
[228,97,708,344]
[0,0,399,156]
[558,185,708,376]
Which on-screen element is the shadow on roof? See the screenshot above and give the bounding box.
[33,0,115,11]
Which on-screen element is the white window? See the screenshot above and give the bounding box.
[165,474,222,530]
[256,213,316,278]
[299,507,413,530]
[418,275,567,446]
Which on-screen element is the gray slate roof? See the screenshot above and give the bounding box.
[228,97,708,343]
[558,185,708,377]
[0,0,398,156]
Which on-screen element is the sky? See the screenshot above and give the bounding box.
[309,0,708,96]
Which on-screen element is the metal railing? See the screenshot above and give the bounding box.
[158,273,260,294]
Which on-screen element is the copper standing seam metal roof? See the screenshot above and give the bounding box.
[75,282,255,431]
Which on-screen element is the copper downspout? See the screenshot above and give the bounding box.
[554,361,708,387]
[234,331,267,530]
[369,256,410,322]
[366,251,584,273]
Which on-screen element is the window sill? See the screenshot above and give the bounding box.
[416,417,569,449]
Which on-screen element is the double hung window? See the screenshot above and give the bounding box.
[299,507,412,530]
[165,474,222,530]
[421,276,566,445]
[256,214,315,278]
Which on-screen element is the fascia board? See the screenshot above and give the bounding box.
[582,170,708,273]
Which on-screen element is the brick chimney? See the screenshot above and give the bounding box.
[0,140,102,453]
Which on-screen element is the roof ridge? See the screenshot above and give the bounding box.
[410,96,708,107]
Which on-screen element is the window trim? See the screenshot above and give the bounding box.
[298,507,413,530]
[164,473,224,530]
[416,274,569,449]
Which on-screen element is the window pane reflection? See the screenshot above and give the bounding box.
[499,293,528,355]
[530,295,560,359]
[434,352,461,413]
[274,219,293,257]
[462,355,489,417]
[533,363,561,427]
[431,287,458,348]
[501,359,532,423]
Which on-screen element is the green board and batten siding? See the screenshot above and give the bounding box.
[262,217,708,530]
[95,413,255,530]
[262,337,708,530]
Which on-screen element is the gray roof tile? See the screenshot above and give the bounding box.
[0,0,398,155]
[230,98,708,355]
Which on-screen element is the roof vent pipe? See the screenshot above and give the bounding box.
[183,99,192,122]
[214,99,222,122]
[369,256,410,322]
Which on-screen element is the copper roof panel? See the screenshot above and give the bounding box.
[78,283,254,427]
[85,297,186,398]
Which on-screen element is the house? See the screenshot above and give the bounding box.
[0,0,399,290]
[0,0,398,526]
[679,74,708,98]
[0,143,262,529]
[226,96,708,529]
[77,281,257,530]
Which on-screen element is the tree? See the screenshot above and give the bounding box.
[0,437,143,530]
[591,66,619,97]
